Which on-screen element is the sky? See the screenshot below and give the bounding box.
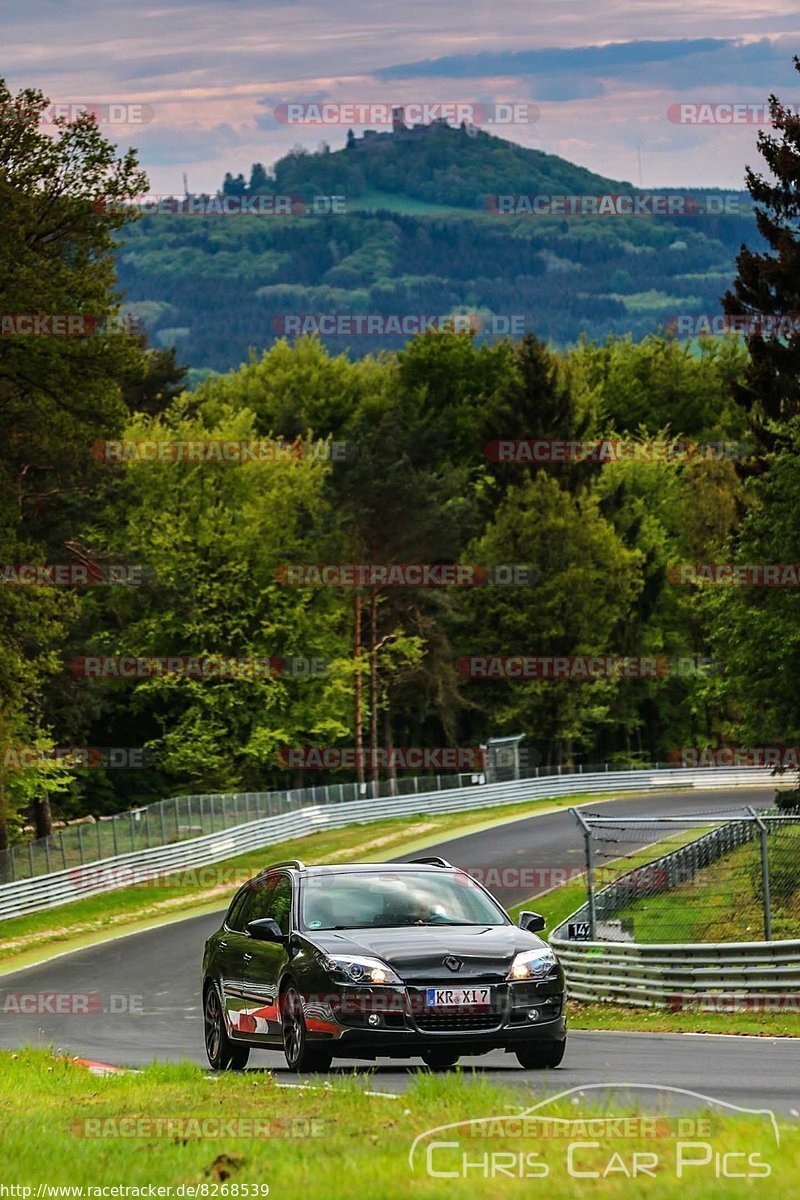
[4,0,800,192]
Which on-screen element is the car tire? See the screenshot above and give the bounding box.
[515,1039,566,1069]
[281,983,333,1073]
[204,982,250,1071]
[421,1049,460,1070]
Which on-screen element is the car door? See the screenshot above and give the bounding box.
[241,873,293,1041]
[219,882,269,1039]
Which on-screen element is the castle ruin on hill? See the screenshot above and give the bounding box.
[346,106,470,150]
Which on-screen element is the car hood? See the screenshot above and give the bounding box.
[309,924,550,983]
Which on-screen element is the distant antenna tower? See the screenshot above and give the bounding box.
[183,172,189,197]
[637,146,643,188]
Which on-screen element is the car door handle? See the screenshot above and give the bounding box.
[219,941,228,951]
[243,952,253,964]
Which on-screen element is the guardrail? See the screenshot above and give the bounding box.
[550,936,800,1007]
[551,809,800,1005]
[0,765,777,921]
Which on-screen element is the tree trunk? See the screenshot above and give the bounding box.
[369,589,379,790]
[383,702,398,797]
[33,792,52,840]
[354,592,364,789]
[0,783,8,885]
[0,783,8,853]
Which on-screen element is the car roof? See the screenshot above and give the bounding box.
[257,861,456,878]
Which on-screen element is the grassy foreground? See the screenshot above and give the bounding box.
[0,1049,794,1198]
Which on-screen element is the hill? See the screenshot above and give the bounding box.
[115,124,758,373]
[260,121,631,209]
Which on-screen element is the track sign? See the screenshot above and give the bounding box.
[568,921,591,941]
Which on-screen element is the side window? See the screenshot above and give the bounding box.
[268,877,293,935]
[246,877,277,924]
[227,874,292,933]
[230,879,275,930]
[226,888,251,932]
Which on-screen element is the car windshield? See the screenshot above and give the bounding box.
[300,870,506,930]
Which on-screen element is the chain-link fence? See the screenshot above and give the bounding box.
[0,754,721,886]
[567,807,800,944]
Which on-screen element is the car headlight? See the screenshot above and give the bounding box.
[506,948,558,981]
[318,954,403,985]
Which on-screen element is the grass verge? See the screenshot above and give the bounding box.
[610,824,800,944]
[0,1048,795,1197]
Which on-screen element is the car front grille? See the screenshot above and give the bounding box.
[415,1008,501,1032]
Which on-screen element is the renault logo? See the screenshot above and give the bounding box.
[444,956,462,972]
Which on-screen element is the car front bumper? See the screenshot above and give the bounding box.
[304,979,566,1057]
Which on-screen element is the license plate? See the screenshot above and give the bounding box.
[425,986,492,1007]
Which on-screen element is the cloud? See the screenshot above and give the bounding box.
[375,36,800,102]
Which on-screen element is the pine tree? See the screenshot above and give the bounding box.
[723,58,800,459]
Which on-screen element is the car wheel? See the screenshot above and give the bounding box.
[204,983,250,1071]
[421,1049,460,1070]
[280,984,333,1073]
[515,1039,566,1069]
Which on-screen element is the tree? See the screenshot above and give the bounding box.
[0,80,147,838]
[723,59,800,458]
[248,163,270,193]
[461,474,642,765]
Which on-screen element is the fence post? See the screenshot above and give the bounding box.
[747,807,772,941]
[77,823,85,865]
[160,803,167,845]
[571,808,596,940]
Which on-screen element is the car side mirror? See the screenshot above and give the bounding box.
[247,918,285,942]
[518,910,546,932]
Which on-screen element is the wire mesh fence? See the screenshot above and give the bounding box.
[0,755,715,886]
[567,808,800,944]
